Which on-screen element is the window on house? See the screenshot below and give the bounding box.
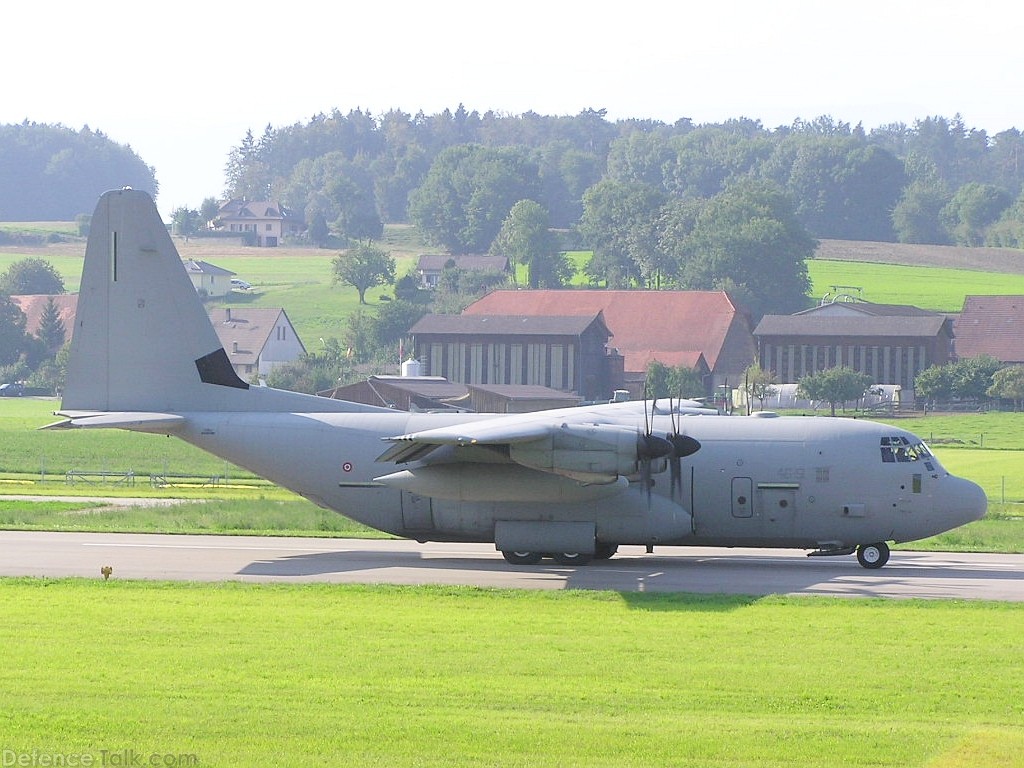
[266,223,272,231]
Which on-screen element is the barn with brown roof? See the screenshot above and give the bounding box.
[953,295,1024,363]
[410,312,619,400]
[753,299,954,391]
[462,290,754,393]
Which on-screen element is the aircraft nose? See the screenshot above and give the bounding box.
[937,475,987,527]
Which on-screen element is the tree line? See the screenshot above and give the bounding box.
[221,108,1024,253]
[0,122,157,220]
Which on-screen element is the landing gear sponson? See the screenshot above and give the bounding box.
[503,542,892,569]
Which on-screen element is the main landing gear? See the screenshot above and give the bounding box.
[501,544,619,566]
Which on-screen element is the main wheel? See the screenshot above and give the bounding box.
[856,542,890,569]
[552,552,593,566]
[593,543,618,560]
[502,550,542,565]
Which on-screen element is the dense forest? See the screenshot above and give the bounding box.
[0,122,157,220]
[220,108,1024,250]
[213,108,1024,318]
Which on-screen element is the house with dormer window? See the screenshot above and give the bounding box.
[214,199,304,247]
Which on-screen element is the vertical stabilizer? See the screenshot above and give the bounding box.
[62,189,381,414]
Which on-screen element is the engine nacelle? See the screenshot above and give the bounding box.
[510,423,672,483]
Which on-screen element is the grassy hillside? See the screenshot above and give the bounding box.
[806,259,1024,312]
[4,229,1024,345]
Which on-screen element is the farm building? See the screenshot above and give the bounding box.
[461,290,754,395]
[416,255,510,289]
[409,312,620,401]
[952,296,1024,364]
[753,299,954,393]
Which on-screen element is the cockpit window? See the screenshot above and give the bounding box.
[880,436,933,467]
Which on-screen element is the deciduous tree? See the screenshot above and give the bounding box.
[490,200,568,288]
[679,180,814,318]
[332,243,395,304]
[797,366,873,416]
[742,363,779,413]
[0,258,65,296]
[987,365,1024,410]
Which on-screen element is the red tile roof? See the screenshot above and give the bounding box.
[464,290,753,374]
[12,294,78,337]
[954,295,1024,362]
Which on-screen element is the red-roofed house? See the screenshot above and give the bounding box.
[953,295,1024,363]
[463,290,754,392]
[11,294,78,339]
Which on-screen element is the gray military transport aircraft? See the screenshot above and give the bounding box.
[45,189,987,568]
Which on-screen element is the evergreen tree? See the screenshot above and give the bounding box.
[36,297,66,353]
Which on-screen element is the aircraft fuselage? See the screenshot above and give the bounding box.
[171,409,984,559]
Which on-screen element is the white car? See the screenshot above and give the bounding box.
[231,278,252,290]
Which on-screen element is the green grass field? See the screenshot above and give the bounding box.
[807,259,1024,312]
[1,580,1022,768]
[3,241,1024,768]
[8,237,1024,344]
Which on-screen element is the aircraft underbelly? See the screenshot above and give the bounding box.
[421,490,693,545]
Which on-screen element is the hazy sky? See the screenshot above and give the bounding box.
[3,0,1021,219]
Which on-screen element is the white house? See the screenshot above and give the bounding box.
[184,259,235,298]
[207,307,306,379]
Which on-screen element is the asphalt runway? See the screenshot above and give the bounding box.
[3,530,1024,600]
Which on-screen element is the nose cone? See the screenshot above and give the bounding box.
[936,475,988,529]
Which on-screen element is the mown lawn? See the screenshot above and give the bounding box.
[807,259,1024,312]
[1,580,1022,768]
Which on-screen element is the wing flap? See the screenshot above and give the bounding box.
[377,417,555,463]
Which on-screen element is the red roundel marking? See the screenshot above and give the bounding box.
[342,462,353,472]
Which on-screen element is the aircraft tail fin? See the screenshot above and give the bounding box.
[62,188,383,414]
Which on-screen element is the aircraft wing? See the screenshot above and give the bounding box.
[378,406,684,486]
[377,417,555,463]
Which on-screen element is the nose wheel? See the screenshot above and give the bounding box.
[856,542,890,569]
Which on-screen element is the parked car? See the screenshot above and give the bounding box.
[231,278,252,290]
[0,382,25,397]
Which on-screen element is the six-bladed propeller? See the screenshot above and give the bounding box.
[637,386,702,507]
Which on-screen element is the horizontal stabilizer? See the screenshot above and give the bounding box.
[41,411,186,433]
